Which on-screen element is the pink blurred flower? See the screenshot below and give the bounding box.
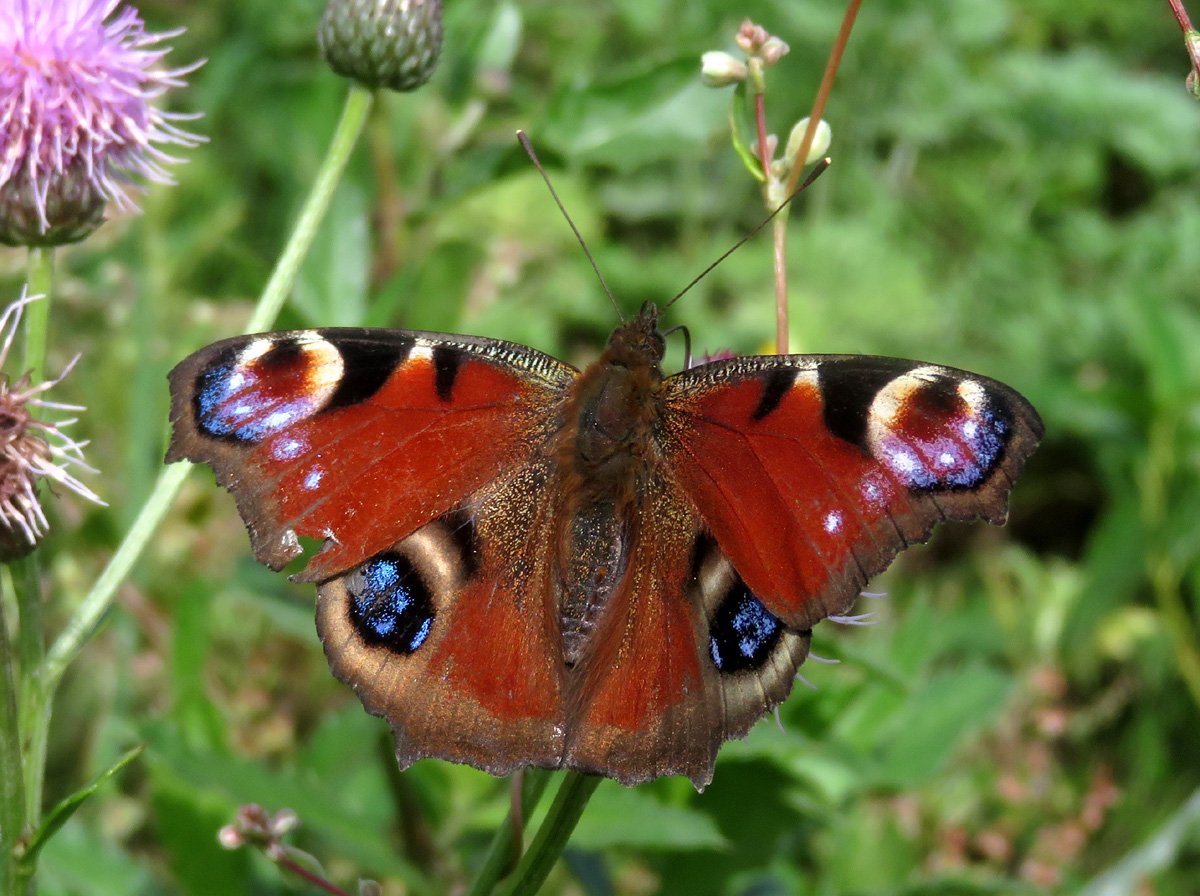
[0,0,203,245]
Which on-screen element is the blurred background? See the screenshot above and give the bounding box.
[2,0,1198,893]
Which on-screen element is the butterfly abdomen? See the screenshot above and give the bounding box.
[554,308,670,665]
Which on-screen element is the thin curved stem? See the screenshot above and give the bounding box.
[784,0,861,197]
[42,83,375,692]
[247,84,374,332]
[0,574,26,896]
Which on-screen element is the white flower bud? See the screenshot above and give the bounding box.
[784,117,832,167]
[700,51,748,87]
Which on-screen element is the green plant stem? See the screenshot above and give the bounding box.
[11,557,42,831]
[247,84,374,332]
[22,249,53,381]
[467,770,553,896]
[42,82,375,690]
[771,213,789,354]
[500,772,601,896]
[0,577,27,896]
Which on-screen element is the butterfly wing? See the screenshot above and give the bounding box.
[168,329,577,772]
[561,352,1041,788]
[316,458,570,776]
[660,354,1044,630]
[562,472,813,787]
[167,328,575,581]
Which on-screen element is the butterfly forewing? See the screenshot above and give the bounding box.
[167,328,576,580]
[660,354,1044,629]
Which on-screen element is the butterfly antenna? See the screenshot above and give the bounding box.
[517,130,623,320]
[663,158,832,311]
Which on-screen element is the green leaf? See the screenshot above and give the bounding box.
[729,83,764,181]
[873,664,1013,788]
[541,57,727,170]
[568,783,727,851]
[22,745,144,865]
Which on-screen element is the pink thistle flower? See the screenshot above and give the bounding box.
[0,290,103,558]
[0,0,204,246]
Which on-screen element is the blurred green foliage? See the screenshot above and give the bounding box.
[2,0,1199,893]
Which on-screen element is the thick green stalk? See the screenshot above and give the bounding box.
[500,773,601,896]
[466,770,552,896]
[11,558,42,831]
[22,249,53,381]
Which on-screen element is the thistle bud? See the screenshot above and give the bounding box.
[0,294,103,560]
[0,163,107,248]
[319,0,444,92]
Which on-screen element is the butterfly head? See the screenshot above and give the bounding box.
[605,302,665,369]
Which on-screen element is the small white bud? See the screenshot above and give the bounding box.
[784,117,832,167]
[700,51,747,87]
[760,36,790,65]
[218,826,245,850]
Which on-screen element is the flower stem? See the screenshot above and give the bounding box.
[0,575,28,896]
[247,84,375,332]
[11,557,43,830]
[466,770,552,896]
[499,772,601,896]
[22,249,53,382]
[1167,0,1200,85]
[772,214,789,354]
[42,81,376,692]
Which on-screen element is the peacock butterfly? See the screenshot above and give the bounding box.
[167,301,1042,788]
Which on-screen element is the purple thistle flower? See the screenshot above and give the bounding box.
[0,0,204,246]
[0,290,103,558]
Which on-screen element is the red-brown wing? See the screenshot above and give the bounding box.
[661,355,1044,629]
[167,328,575,582]
[561,473,814,789]
[316,459,569,776]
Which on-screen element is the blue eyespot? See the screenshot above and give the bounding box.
[347,554,435,655]
[710,584,783,674]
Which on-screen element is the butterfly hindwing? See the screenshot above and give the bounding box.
[316,459,568,777]
[562,474,814,786]
[167,328,576,581]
